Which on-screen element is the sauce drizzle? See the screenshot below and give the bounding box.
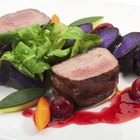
[22,109,34,117]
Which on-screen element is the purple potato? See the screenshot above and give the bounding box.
[8,68,45,89]
[0,61,11,85]
[0,43,12,84]
[66,39,75,47]
[78,23,93,33]
[113,32,140,71]
[96,27,122,53]
[133,49,140,75]
[117,49,135,71]
[114,32,140,58]
[0,43,12,54]
[66,23,93,46]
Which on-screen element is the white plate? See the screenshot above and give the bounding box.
[0,0,140,140]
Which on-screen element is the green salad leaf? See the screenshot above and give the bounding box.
[71,40,80,57]
[17,24,41,41]
[80,34,103,52]
[50,23,68,49]
[47,48,71,58]
[62,27,84,40]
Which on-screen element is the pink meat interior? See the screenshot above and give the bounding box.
[52,48,118,81]
[0,9,50,33]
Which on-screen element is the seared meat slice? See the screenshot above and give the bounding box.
[0,9,50,33]
[52,48,119,107]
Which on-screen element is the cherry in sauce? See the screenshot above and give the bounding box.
[129,78,140,101]
[50,96,74,119]
[51,88,140,128]
[92,23,113,33]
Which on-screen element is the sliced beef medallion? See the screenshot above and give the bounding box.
[52,48,119,107]
[0,9,50,33]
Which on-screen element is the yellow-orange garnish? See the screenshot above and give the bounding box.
[51,14,60,23]
[35,97,50,130]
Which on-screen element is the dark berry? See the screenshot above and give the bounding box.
[93,23,113,33]
[130,78,140,101]
[50,96,74,119]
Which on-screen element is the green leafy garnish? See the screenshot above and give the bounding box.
[0,22,102,80]
[0,88,46,109]
[69,16,104,27]
[0,30,18,45]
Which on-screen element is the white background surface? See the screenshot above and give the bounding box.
[0,0,140,140]
[107,0,140,6]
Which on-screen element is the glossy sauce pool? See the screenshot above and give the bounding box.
[22,87,140,128]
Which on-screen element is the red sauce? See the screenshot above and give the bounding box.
[51,87,140,127]
[22,109,34,117]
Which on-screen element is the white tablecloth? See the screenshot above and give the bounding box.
[105,0,140,6]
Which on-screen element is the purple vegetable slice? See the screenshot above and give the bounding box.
[66,39,75,47]
[133,49,140,75]
[96,27,122,53]
[78,23,93,33]
[0,61,11,85]
[66,23,93,46]
[0,44,11,85]
[113,32,140,71]
[114,32,140,58]
[8,69,45,89]
[0,43,11,53]
[0,59,45,89]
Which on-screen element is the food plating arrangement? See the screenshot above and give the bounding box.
[0,9,140,131]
